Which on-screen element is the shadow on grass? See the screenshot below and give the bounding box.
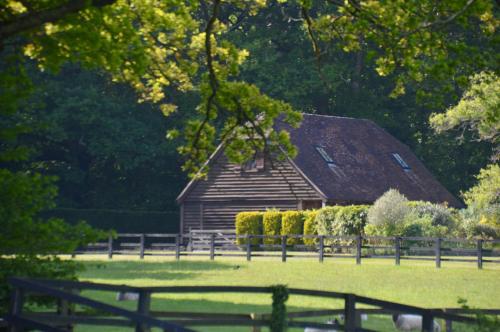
[79,260,242,281]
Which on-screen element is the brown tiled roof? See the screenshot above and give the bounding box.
[277,113,462,207]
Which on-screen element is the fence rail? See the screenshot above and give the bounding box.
[5,277,499,332]
[71,232,500,269]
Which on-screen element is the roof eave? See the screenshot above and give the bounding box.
[279,147,329,200]
[176,144,225,205]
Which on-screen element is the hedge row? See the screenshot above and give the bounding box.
[235,191,499,242]
[235,212,263,245]
[235,205,369,245]
[42,208,179,233]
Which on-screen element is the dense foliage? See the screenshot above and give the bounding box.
[263,210,282,245]
[0,169,105,311]
[235,189,499,241]
[270,285,289,332]
[315,206,343,239]
[367,189,411,235]
[430,72,499,160]
[281,211,304,245]
[303,210,319,246]
[235,211,263,245]
[331,205,369,236]
[314,205,368,245]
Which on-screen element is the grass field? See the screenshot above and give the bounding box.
[72,255,500,331]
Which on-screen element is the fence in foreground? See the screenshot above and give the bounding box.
[72,231,500,269]
[5,277,499,332]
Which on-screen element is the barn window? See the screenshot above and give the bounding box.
[315,146,334,163]
[392,153,411,170]
[241,153,264,171]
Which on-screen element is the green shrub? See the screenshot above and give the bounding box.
[364,223,379,236]
[368,189,411,236]
[402,212,449,238]
[456,207,499,239]
[303,210,319,246]
[235,212,263,245]
[315,206,343,236]
[332,205,369,236]
[281,211,304,245]
[408,201,456,228]
[263,210,282,245]
[463,164,500,210]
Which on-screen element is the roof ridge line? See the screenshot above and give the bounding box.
[302,113,368,121]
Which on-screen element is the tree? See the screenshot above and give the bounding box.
[463,164,500,210]
[2,0,497,173]
[430,72,499,230]
[21,65,188,211]
[430,71,499,160]
[306,0,498,102]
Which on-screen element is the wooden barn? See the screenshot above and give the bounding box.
[176,114,461,234]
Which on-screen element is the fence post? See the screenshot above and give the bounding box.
[9,287,25,332]
[435,238,441,268]
[319,235,324,263]
[281,236,287,262]
[210,233,215,260]
[57,288,73,332]
[246,235,252,261]
[135,290,151,332]
[175,235,181,261]
[250,313,262,332]
[444,309,452,332]
[422,312,433,332]
[356,235,362,265]
[477,239,483,269]
[344,294,357,332]
[445,319,452,332]
[139,234,145,259]
[108,234,113,259]
[395,237,401,266]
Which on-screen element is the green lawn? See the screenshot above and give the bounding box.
[72,255,500,331]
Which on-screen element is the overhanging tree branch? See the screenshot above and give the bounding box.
[189,0,221,160]
[0,0,116,44]
[301,7,335,93]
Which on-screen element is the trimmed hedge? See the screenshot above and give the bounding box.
[303,210,319,246]
[233,198,465,243]
[281,211,304,245]
[235,212,263,245]
[42,208,179,233]
[263,210,282,245]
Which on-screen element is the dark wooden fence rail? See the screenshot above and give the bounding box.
[6,277,498,332]
[72,233,500,269]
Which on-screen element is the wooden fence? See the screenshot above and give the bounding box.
[5,277,499,332]
[72,232,500,269]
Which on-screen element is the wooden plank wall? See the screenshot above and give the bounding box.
[183,202,201,233]
[182,201,299,233]
[186,155,321,202]
[180,155,323,233]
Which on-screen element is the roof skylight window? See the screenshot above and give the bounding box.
[392,153,410,170]
[315,146,334,163]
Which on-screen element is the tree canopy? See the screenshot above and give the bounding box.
[2,0,498,174]
[431,71,499,160]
